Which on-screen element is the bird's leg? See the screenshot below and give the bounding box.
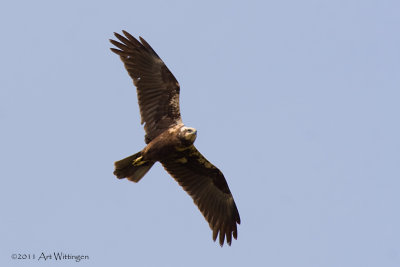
[132,155,148,166]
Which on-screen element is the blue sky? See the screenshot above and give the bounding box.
[1,1,400,266]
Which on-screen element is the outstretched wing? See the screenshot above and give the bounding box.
[110,31,182,143]
[160,146,241,246]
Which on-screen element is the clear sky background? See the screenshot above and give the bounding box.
[1,1,399,266]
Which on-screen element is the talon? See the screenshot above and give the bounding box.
[132,156,146,166]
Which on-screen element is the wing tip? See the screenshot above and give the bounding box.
[212,223,238,247]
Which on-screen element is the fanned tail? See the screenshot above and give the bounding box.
[113,151,154,183]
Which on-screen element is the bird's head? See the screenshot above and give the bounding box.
[179,126,197,144]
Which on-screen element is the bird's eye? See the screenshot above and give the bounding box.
[187,129,192,133]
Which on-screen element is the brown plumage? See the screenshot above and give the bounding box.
[110,30,240,246]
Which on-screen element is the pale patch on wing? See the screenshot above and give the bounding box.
[175,145,192,152]
[169,93,180,114]
[188,147,214,169]
[175,157,188,164]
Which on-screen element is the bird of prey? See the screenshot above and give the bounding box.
[110,30,240,246]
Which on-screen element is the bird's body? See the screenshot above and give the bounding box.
[142,125,197,161]
[110,31,240,246]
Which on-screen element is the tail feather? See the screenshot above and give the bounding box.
[114,151,154,183]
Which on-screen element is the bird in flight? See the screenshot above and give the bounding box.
[110,31,240,246]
